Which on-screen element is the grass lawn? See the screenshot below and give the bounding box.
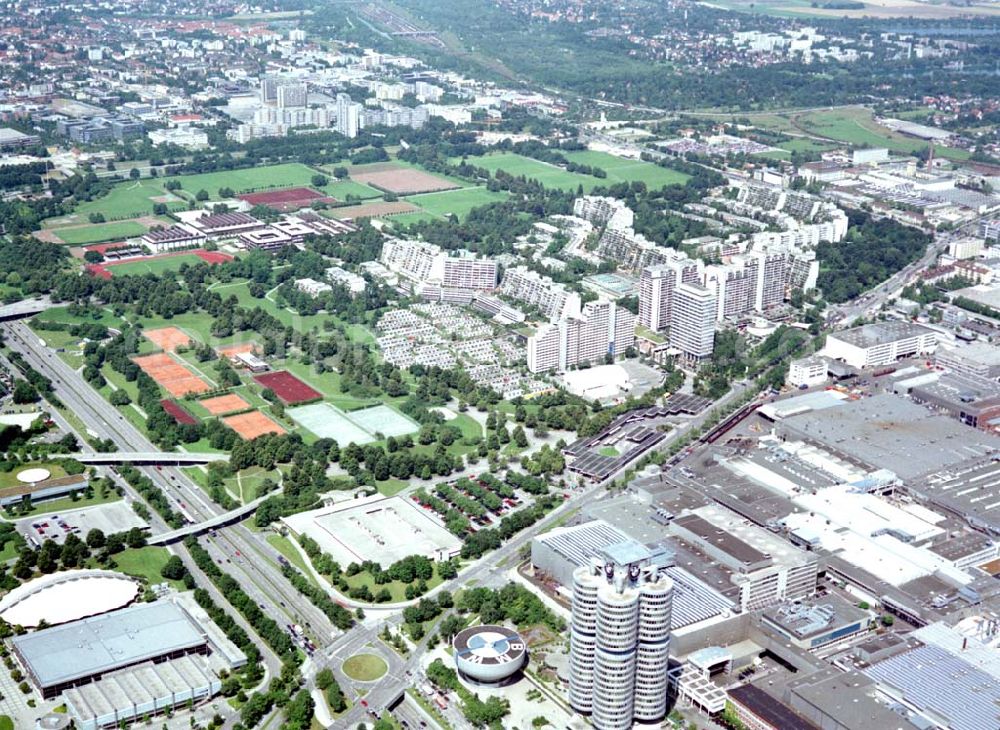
[344,570,443,603]
[112,546,186,589]
[13,487,122,518]
[52,220,150,245]
[404,186,509,219]
[267,533,320,587]
[0,715,13,730]
[790,107,970,160]
[562,150,689,188]
[34,305,124,328]
[456,152,616,192]
[322,179,382,201]
[376,478,409,496]
[598,446,619,457]
[208,281,330,332]
[162,163,318,197]
[341,653,388,682]
[73,180,184,220]
[386,211,442,226]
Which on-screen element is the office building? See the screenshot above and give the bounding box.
[569,541,674,729]
[669,282,716,362]
[947,236,985,260]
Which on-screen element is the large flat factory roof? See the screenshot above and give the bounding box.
[11,601,206,690]
[914,457,1000,535]
[777,393,1000,480]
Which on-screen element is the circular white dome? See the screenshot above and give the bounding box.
[0,570,140,628]
[17,467,51,483]
[453,625,526,683]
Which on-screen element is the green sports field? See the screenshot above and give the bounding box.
[404,186,509,219]
[161,163,318,196]
[457,153,606,192]
[107,253,206,276]
[561,150,690,188]
[73,181,185,220]
[322,179,382,201]
[53,220,149,245]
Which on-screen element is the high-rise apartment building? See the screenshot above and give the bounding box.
[276,83,308,109]
[569,541,674,729]
[379,239,496,294]
[335,93,363,139]
[669,282,717,362]
[638,259,702,333]
[500,266,581,321]
[526,300,635,373]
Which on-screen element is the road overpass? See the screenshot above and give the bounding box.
[72,452,229,465]
[0,297,54,321]
[147,494,270,545]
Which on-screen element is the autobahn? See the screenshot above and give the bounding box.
[1,320,339,647]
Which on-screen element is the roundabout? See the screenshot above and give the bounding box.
[342,653,388,682]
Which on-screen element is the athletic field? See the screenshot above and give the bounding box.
[161,163,318,196]
[561,151,689,188]
[52,220,149,245]
[404,187,508,219]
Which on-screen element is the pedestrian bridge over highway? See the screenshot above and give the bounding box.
[147,495,269,545]
[72,452,229,465]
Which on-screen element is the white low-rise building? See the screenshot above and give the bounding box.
[824,322,938,369]
[325,266,366,295]
[787,355,829,388]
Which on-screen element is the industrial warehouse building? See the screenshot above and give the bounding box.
[11,600,246,730]
[823,321,937,369]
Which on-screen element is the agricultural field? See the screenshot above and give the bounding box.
[50,220,150,245]
[404,186,509,219]
[161,163,319,196]
[561,150,690,188]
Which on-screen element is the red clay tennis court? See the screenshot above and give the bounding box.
[223,410,286,440]
[201,393,251,415]
[133,353,211,397]
[144,326,192,352]
[161,399,197,425]
[253,371,322,404]
[216,342,260,358]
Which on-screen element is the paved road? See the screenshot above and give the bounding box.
[2,321,337,644]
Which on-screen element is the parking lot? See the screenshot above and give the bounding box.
[18,500,147,546]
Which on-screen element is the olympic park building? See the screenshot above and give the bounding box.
[452,625,527,685]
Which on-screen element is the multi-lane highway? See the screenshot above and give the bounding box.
[1,320,338,646]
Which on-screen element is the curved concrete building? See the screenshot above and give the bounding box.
[569,541,674,730]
